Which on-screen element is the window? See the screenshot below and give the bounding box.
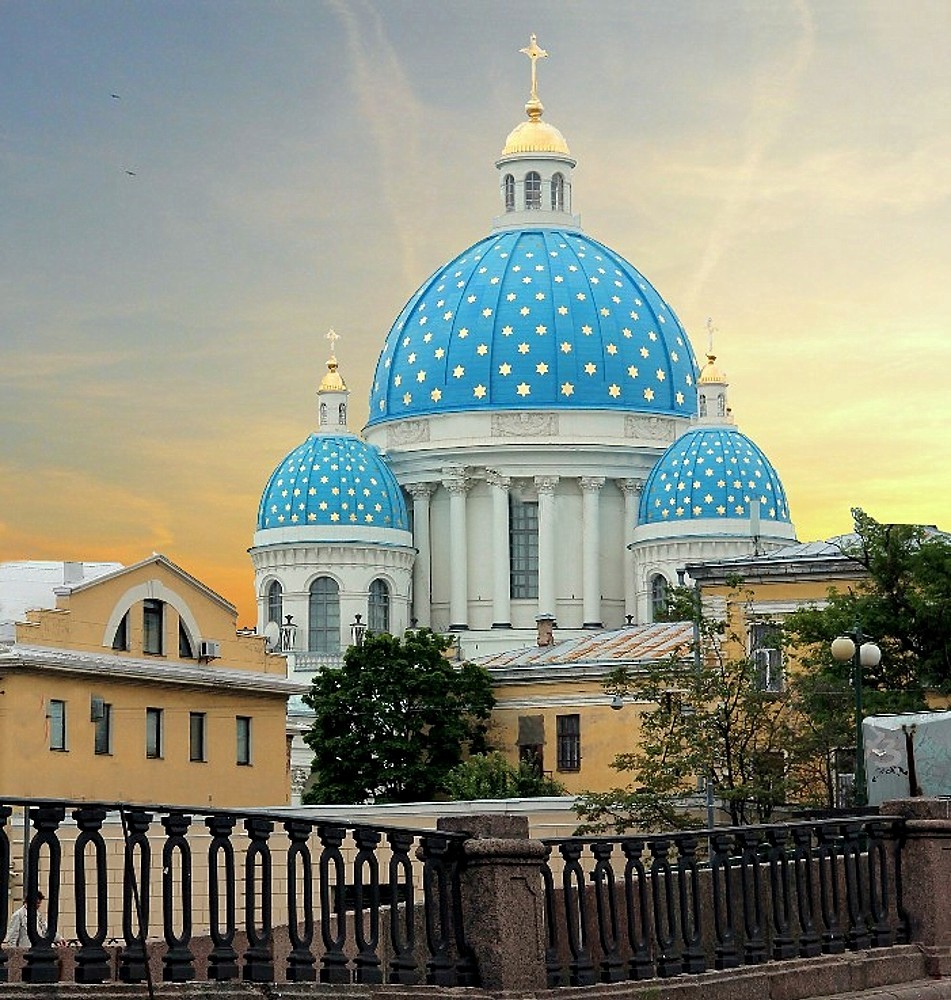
[556,714,581,771]
[368,578,390,633]
[308,577,340,653]
[517,714,544,776]
[750,623,784,692]
[267,580,283,627]
[509,496,539,599]
[112,612,129,651]
[236,716,252,765]
[189,712,207,762]
[551,172,565,211]
[650,574,668,622]
[503,173,515,211]
[178,621,194,659]
[145,707,163,759]
[48,699,67,751]
[524,171,541,210]
[94,703,112,755]
[143,599,164,654]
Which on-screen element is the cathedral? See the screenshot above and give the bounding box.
[249,37,797,668]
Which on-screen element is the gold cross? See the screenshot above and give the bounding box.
[705,317,717,356]
[326,328,341,355]
[520,34,548,102]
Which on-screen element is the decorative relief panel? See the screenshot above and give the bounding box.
[625,415,676,441]
[387,419,430,447]
[491,412,558,438]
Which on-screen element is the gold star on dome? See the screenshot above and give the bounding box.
[644,387,655,401]
[656,369,666,381]
[402,392,412,404]
[499,363,512,376]
[458,327,469,338]
[423,332,433,343]
[416,370,426,382]
[622,328,632,338]
[502,325,513,336]
[520,306,530,316]
[581,324,592,335]
[558,306,568,315]
[608,384,620,398]
[536,362,549,374]
[431,388,442,402]
[482,308,492,318]
[434,347,445,359]
[561,382,574,396]
[477,344,488,355]
[518,342,530,354]
[584,362,597,375]
[536,324,547,334]
[560,342,572,354]
[331,487,339,495]
[330,512,340,522]
[453,365,465,378]
[516,382,531,397]
[473,384,487,398]
[607,344,618,355]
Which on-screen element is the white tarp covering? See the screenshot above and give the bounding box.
[864,710,951,805]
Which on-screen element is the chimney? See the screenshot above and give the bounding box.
[536,613,556,647]
[62,562,84,587]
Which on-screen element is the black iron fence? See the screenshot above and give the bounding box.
[541,816,908,987]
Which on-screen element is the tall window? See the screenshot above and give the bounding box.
[503,173,515,211]
[308,577,340,653]
[368,578,390,633]
[650,574,669,622]
[510,496,539,599]
[551,172,565,211]
[236,716,252,765]
[751,623,784,692]
[556,714,581,771]
[48,699,67,751]
[189,712,207,762]
[143,599,164,654]
[145,707,163,759]
[524,171,541,210]
[267,580,283,626]
[112,612,129,651]
[94,703,112,755]
[178,621,194,658]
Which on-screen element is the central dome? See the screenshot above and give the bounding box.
[367,229,698,425]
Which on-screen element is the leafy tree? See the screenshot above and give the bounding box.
[575,583,793,833]
[443,752,567,800]
[302,629,495,804]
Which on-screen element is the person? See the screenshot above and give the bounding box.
[4,891,61,948]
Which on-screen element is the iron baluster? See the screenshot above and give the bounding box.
[591,841,624,982]
[72,806,111,983]
[353,826,383,983]
[791,824,821,957]
[385,830,419,985]
[242,816,274,982]
[160,812,194,982]
[816,823,844,954]
[0,805,12,983]
[620,838,654,980]
[767,827,796,959]
[118,808,152,983]
[205,813,238,981]
[421,832,457,986]
[710,830,739,970]
[866,819,894,947]
[318,823,350,983]
[738,827,767,964]
[676,833,705,974]
[22,804,65,984]
[647,836,681,978]
[559,840,596,985]
[842,820,870,950]
[541,845,565,987]
[284,819,316,982]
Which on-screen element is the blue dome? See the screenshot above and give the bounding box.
[367,229,699,425]
[256,434,409,532]
[639,426,791,526]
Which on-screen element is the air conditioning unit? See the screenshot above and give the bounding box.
[198,640,220,660]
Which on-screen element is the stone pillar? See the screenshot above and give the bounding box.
[487,471,512,628]
[534,476,559,619]
[437,814,548,991]
[407,483,435,627]
[881,797,951,974]
[580,476,605,628]
[619,478,643,622]
[443,468,469,630]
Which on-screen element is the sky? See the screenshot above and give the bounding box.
[2,1,950,626]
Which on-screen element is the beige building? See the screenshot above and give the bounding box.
[0,556,306,807]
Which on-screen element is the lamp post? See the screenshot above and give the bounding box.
[350,613,367,648]
[830,627,882,807]
[279,614,298,652]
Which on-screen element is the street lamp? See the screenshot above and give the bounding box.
[279,614,298,652]
[830,628,882,807]
[350,613,367,648]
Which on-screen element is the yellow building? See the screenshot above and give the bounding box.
[0,555,306,806]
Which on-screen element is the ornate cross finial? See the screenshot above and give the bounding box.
[705,317,717,356]
[520,34,548,104]
[326,328,340,356]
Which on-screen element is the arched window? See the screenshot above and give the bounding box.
[267,580,283,627]
[308,577,340,653]
[650,574,669,622]
[368,578,390,633]
[503,174,515,212]
[699,395,707,417]
[551,173,565,211]
[319,402,328,426]
[525,171,541,210]
[509,495,539,599]
[338,402,347,425]
[717,393,726,416]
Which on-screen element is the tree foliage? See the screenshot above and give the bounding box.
[443,752,567,800]
[302,629,495,804]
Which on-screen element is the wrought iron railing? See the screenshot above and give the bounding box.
[541,816,908,987]
[0,798,474,986]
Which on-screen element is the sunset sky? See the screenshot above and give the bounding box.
[2,1,949,625]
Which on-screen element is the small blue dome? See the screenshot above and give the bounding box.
[367,228,698,425]
[256,434,409,532]
[639,426,791,525]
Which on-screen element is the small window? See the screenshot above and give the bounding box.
[319,402,328,426]
[48,699,67,751]
[309,577,340,653]
[143,599,164,655]
[236,716,252,766]
[368,578,390,633]
[525,171,541,210]
[556,714,581,771]
[189,712,207,762]
[551,172,565,211]
[503,173,515,212]
[650,574,669,622]
[267,580,283,628]
[751,623,784,692]
[94,703,112,755]
[178,621,194,659]
[112,612,129,651]
[145,707,163,759]
[510,496,539,599]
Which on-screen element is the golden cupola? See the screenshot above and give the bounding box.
[316,329,350,433]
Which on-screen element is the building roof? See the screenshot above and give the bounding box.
[0,560,123,628]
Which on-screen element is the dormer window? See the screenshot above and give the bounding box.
[112,612,129,651]
[551,173,565,211]
[178,621,194,659]
[503,174,515,212]
[525,171,541,210]
[143,599,164,655]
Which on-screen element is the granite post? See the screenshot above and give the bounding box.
[437,813,548,991]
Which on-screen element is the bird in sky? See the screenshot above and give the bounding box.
[124,169,136,176]
[111,93,121,99]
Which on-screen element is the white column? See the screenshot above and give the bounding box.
[487,471,512,628]
[580,476,605,628]
[619,478,644,623]
[407,483,435,628]
[443,468,470,630]
[534,476,559,620]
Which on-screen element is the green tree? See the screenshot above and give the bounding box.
[443,752,566,800]
[302,629,495,804]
